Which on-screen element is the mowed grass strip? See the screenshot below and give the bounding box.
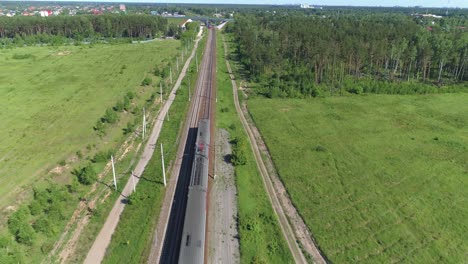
[217,32,293,263]
[248,94,468,263]
[0,41,179,208]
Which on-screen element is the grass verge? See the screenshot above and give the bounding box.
[216,31,293,264]
[248,94,468,263]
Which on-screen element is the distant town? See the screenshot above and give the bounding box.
[0,3,203,17]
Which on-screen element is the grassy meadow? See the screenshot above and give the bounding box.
[0,41,180,210]
[217,33,293,263]
[248,94,468,263]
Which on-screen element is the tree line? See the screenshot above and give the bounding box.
[228,13,468,97]
[0,14,168,39]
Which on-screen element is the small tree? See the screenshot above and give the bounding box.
[75,164,97,185]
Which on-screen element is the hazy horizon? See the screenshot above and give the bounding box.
[3,0,467,9]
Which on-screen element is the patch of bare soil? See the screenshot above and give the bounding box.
[56,51,72,56]
[49,165,70,175]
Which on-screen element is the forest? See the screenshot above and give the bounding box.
[0,15,168,40]
[228,13,468,97]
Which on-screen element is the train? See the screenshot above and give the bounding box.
[178,118,210,264]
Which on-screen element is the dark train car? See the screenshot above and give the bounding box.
[178,119,210,264]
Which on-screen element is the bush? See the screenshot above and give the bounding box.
[12,53,35,60]
[15,223,35,245]
[102,108,119,124]
[74,164,97,185]
[314,145,327,152]
[123,121,136,135]
[94,120,106,136]
[141,77,152,86]
[231,137,247,166]
[126,91,135,100]
[8,207,29,236]
[92,149,113,163]
[29,200,42,216]
[33,217,52,235]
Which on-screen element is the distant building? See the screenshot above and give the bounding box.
[412,13,443,19]
[180,19,193,30]
[150,11,159,16]
[39,10,49,17]
[119,4,126,12]
[300,4,313,8]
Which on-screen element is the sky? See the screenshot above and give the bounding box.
[9,0,468,8]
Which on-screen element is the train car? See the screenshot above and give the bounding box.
[178,119,210,264]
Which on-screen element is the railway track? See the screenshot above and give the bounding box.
[156,28,216,264]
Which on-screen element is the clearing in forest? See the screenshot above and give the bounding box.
[248,93,468,263]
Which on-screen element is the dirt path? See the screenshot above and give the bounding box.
[222,34,327,264]
[207,128,240,264]
[82,33,203,264]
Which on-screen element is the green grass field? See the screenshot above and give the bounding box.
[0,41,180,210]
[247,94,468,263]
[217,33,293,263]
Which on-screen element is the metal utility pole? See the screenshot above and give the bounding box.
[142,107,146,139]
[160,82,163,103]
[188,76,191,102]
[111,155,117,191]
[131,170,136,192]
[161,144,167,187]
[176,57,179,73]
[170,67,173,84]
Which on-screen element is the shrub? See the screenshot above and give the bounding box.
[94,120,106,136]
[123,121,136,135]
[141,77,152,86]
[29,200,42,216]
[92,149,113,163]
[33,217,52,235]
[102,108,119,124]
[74,164,97,185]
[314,145,327,152]
[8,207,29,236]
[126,91,135,100]
[12,53,35,60]
[231,137,247,166]
[15,223,35,245]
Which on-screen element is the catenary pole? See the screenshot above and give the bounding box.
[111,155,117,191]
[161,144,167,187]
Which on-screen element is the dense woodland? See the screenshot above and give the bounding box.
[228,13,468,97]
[0,15,168,40]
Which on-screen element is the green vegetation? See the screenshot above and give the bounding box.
[248,94,468,263]
[0,40,179,210]
[101,31,203,263]
[0,40,181,262]
[230,14,467,97]
[0,15,167,41]
[217,32,293,263]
